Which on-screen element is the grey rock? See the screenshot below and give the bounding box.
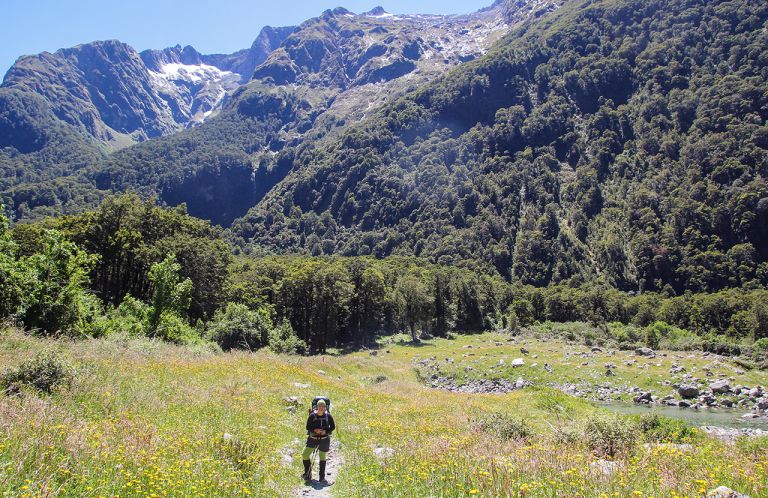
[635,347,656,357]
[590,459,619,476]
[678,385,700,399]
[707,486,750,498]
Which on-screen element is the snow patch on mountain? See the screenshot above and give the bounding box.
[149,62,240,125]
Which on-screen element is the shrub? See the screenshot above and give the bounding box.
[754,338,768,351]
[638,413,702,444]
[147,255,192,334]
[1,351,75,395]
[268,320,307,355]
[581,414,639,457]
[644,322,662,349]
[474,412,534,442]
[90,295,154,338]
[153,312,199,345]
[22,230,98,337]
[208,303,272,351]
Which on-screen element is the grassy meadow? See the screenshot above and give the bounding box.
[1,327,767,498]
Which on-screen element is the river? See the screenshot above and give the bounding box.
[601,402,768,430]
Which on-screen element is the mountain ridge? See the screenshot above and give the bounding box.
[0,0,766,295]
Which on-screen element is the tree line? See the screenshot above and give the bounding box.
[1,195,766,354]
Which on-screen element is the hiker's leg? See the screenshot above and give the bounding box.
[302,446,313,479]
[318,450,328,481]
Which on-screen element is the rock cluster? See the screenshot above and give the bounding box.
[427,375,531,394]
[633,380,767,417]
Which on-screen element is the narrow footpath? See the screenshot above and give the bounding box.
[294,439,343,498]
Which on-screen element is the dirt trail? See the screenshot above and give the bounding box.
[294,439,343,498]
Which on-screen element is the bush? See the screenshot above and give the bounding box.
[1,351,75,395]
[638,413,702,444]
[474,412,534,442]
[22,230,98,337]
[607,322,642,349]
[154,312,200,345]
[208,303,272,351]
[90,295,155,338]
[581,414,639,457]
[268,320,307,355]
[754,338,768,351]
[644,322,662,349]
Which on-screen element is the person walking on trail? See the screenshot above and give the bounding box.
[302,399,335,483]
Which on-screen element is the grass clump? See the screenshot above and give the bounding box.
[735,436,768,459]
[581,413,639,457]
[638,413,703,444]
[1,350,75,395]
[473,412,534,442]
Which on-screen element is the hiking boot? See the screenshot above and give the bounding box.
[302,459,311,481]
[319,461,327,483]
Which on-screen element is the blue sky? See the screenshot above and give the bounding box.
[1,0,492,78]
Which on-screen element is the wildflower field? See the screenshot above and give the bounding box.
[1,328,767,497]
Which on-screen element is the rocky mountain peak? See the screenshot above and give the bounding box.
[364,6,388,16]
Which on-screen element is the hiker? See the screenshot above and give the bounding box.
[302,398,336,483]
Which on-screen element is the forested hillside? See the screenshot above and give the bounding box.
[1,0,766,296]
[233,0,768,294]
[2,195,766,355]
[0,3,513,224]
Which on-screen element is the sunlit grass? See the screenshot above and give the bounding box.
[1,329,766,497]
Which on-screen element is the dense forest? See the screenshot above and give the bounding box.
[234,0,768,295]
[1,195,766,355]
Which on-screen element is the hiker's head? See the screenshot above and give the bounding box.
[316,399,326,414]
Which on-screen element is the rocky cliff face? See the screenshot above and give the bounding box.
[0,1,558,223]
[0,26,294,150]
[253,5,511,89]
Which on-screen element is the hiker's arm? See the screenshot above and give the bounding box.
[306,415,313,431]
[328,415,335,434]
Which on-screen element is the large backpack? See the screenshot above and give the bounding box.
[310,396,331,414]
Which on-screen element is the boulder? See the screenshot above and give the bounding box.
[633,392,653,404]
[511,358,525,367]
[635,347,656,357]
[670,365,686,374]
[707,485,750,498]
[283,396,301,406]
[757,399,768,411]
[678,385,700,399]
[590,459,619,477]
[709,380,731,394]
[520,347,530,355]
[514,377,530,389]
